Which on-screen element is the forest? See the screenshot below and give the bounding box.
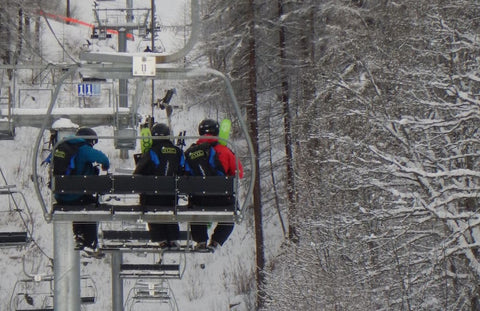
[2,0,480,310]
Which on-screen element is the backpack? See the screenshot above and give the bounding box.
[52,141,85,175]
[148,145,183,176]
[184,142,225,176]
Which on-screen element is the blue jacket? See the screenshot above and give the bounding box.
[54,137,110,203]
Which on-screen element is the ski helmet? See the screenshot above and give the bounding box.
[198,119,219,136]
[76,127,98,145]
[151,123,170,136]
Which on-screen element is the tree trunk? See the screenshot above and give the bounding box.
[278,0,297,242]
[66,0,71,23]
[14,8,23,65]
[247,0,265,308]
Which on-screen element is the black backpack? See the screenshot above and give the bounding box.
[184,142,225,176]
[52,141,85,175]
[149,144,183,176]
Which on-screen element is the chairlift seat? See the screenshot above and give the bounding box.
[134,290,170,300]
[120,263,181,279]
[81,296,96,304]
[53,175,176,195]
[53,175,113,194]
[121,264,179,271]
[0,231,29,244]
[100,230,195,252]
[51,175,238,223]
[102,230,188,240]
[0,184,17,194]
[53,203,111,213]
[178,176,234,195]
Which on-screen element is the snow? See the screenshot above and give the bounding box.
[0,1,282,310]
[52,118,79,129]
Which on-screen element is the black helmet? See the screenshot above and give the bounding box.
[151,123,170,136]
[198,119,219,136]
[76,127,98,145]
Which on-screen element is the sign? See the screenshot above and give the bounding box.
[133,55,156,76]
[77,83,101,97]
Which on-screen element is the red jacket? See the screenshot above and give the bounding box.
[197,136,244,178]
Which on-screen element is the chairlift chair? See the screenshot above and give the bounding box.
[125,280,179,311]
[80,275,97,305]
[11,277,54,311]
[0,168,33,247]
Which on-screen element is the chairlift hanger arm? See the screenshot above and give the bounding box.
[32,66,78,222]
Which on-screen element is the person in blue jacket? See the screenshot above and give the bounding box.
[55,127,110,251]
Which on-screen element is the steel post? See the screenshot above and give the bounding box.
[112,252,123,311]
[54,221,80,311]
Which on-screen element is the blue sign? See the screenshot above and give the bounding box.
[77,83,101,97]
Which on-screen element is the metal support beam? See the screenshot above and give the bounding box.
[126,0,133,21]
[118,28,128,109]
[118,28,130,158]
[54,221,80,311]
[112,252,124,311]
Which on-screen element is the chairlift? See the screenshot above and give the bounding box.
[10,274,97,310]
[34,68,254,228]
[80,275,98,305]
[10,276,54,311]
[118,248,186,280]
[125,280,179,311]
[37,66,254,225]
[0,168,33,247]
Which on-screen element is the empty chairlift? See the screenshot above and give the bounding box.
[0,168,32,247]
[118,249,186,280]
[11,276,54,311]
[10,275,97,310]
[80,275,97,305]
[125,280,179,311]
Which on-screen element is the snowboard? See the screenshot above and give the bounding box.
[140,126,153,153]
[218,119,231,146]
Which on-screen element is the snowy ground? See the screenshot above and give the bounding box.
[0,1,285,310]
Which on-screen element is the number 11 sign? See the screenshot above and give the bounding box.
[133,56,156,76]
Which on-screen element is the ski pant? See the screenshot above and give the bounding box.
[56,195,99,249]
[73,222,98,249]
[141,195,179,242]
[148,223,179,242]
[191,222,234,246]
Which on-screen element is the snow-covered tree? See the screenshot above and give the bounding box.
[263,1,480,310]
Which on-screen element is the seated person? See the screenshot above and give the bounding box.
[184,119,243,251]
[50,127,110,252]
[133,123,185,248]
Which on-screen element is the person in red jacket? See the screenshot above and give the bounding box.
[184,119,243,251]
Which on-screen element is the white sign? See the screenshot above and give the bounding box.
[133,55,156,76]
[77,83,101,97]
